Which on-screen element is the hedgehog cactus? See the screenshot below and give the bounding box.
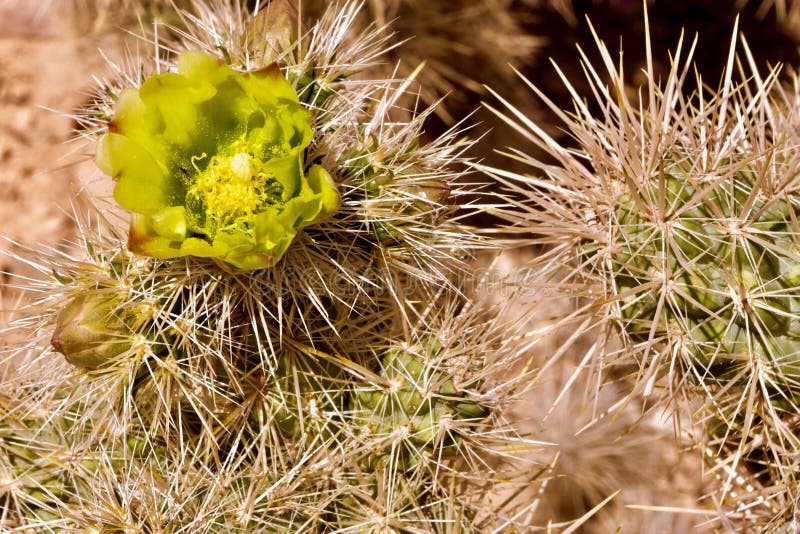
[0,389,125,530]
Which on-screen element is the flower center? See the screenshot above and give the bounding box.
[186,147,285,237]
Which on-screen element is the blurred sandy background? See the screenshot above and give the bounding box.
[0,1,109,314]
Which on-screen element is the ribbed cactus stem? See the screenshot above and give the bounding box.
[604,157,800,387]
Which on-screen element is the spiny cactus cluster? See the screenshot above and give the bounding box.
[12,0,800,530]
[353,337,489,469]
[482,19,800,527]
[611,156,800,374]
[0,392,92,526]
[4,228,537,530]
[0,1,545,531]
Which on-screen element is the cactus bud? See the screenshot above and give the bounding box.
[50,292,149,369]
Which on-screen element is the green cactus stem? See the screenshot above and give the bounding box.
[354,338,488,470]
[594,155,800,402]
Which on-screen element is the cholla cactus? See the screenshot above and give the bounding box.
[3,214,544,529]
[482,15,800,527]
[73,0,485,343]
[0,0,550,530]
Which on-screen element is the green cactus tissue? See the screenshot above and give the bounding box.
[612,156,800,375]
[0,1,548,531]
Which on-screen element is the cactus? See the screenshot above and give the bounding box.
[353,337,489,471]
[4,226,541,529]
[0,1,550,531]
[610,156,800,377]
[481,15,800,527]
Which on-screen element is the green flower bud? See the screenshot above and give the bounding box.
[97,51,340,271]
[50,292,149,369]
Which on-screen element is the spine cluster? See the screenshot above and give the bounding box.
[484,17,800,528]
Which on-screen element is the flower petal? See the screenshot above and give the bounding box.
[99,51,341,271]
[97,133,175,214]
